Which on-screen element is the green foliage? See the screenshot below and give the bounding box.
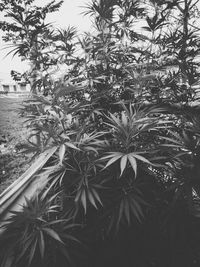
[0,194,79,267]
[1,0,200,266]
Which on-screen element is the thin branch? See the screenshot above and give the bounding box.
[190,0,199,10]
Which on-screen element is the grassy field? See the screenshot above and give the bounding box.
[0,97,30,193]
[0,98,25,135]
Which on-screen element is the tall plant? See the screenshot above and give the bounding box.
[1,0,200,266]
[0,0,65,93]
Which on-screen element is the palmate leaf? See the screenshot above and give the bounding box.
[130,153,151,164]
[1,191,82,264]
[100,152,151,177]
[75,185,103,214]
[104,113,128,136]
[104,104,170,150]
[102,153,123,170]
[77,131,107,154]
[115,193,145,231]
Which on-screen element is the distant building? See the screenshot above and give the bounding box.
[0,72,31,97]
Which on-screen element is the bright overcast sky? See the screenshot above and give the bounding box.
[0,0,92,74]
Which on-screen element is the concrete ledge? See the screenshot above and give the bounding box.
[0,146,57,227]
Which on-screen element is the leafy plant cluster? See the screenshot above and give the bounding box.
[1,0,200,266]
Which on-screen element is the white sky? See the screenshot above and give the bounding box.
[0,0,92,75]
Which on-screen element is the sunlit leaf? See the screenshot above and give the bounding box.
[120,155,128,176]
[65,142,80,151]
[100,152,123,161]
[103,154,123,170]
[127,154,137,177]
[130,153,151,165]
[59,144,66,165]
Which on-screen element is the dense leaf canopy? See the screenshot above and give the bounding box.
[1,0,200,266]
